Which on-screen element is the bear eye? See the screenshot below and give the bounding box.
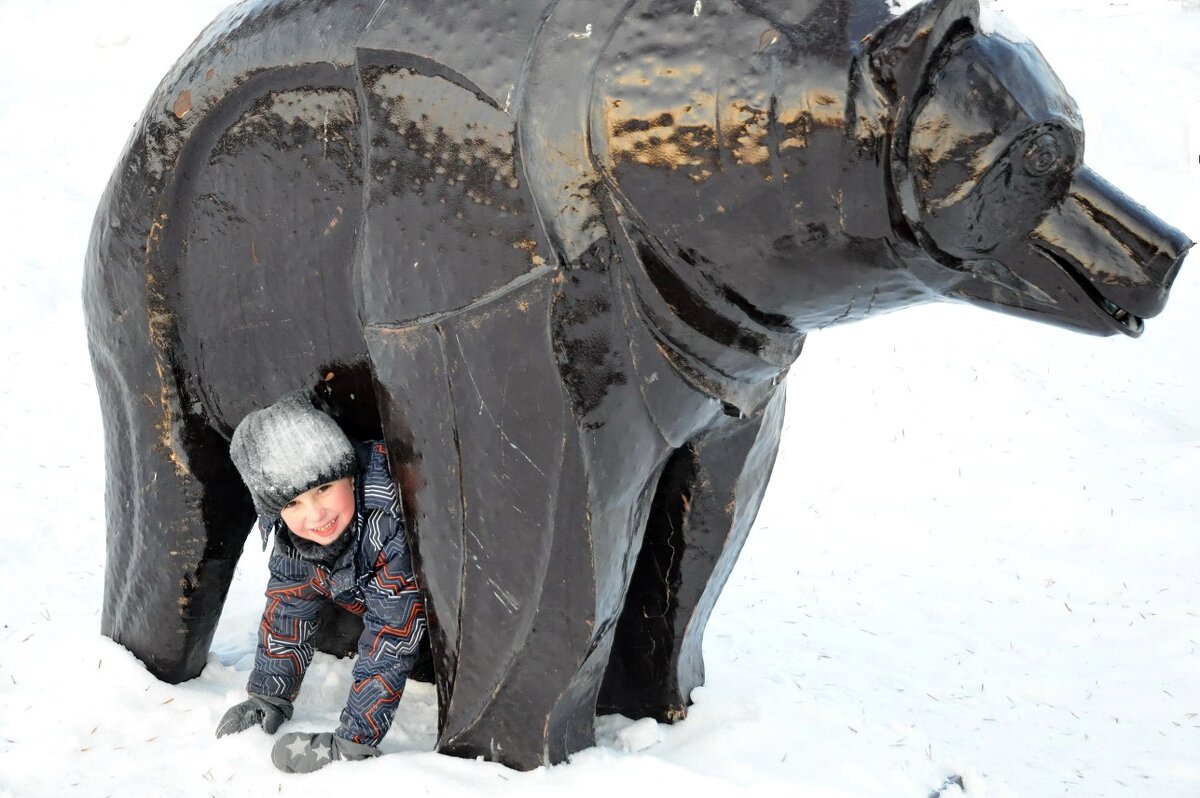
[1023,133,1065,177]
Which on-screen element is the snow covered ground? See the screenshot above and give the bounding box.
[1,1,1196,796]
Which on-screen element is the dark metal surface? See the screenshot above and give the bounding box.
[84,0,1191,770]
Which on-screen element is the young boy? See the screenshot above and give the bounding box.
[218,391,426,773]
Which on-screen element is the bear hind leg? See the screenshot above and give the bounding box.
[92,340,255,683]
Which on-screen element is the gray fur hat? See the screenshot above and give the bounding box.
[229,391,357,517]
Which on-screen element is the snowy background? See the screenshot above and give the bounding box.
[1,0,1197,796]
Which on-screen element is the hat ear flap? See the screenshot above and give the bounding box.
[864,0,980,105]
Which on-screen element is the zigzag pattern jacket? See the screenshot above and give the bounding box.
[247,441,426,747]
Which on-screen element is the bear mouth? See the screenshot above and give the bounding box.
[1098,297,1143,337]
[1034,244,1145,338]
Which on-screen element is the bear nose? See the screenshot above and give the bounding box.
[1030,166,1192,320]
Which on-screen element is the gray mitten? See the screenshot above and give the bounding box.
[271,731,380,773]
[215,694,294,737]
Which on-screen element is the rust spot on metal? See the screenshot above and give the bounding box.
[603,99,714,170]
[144,213,168,260]
[172,90,192,119]
[322,208,343,236]
[513,237,546,266]
[758,28,781,50]
[139,210,192,477]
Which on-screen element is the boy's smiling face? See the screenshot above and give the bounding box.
[280,477,356,545]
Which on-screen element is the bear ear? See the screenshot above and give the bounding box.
[863,0,981,103]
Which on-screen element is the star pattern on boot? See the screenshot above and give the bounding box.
[285,736,310,759]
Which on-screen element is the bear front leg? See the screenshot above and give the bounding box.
[368,272,618,770]
[598,387,787,720]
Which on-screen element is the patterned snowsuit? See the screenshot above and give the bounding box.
[247,442,426,747]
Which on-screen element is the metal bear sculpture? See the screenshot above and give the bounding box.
[84,0,1190,770]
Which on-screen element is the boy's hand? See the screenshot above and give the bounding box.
[215,694,294,737]
[271,732,380,773]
